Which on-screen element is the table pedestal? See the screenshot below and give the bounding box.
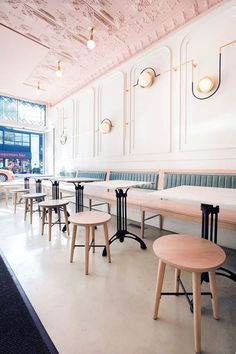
[75,184,84,213]
[102,188,146,256]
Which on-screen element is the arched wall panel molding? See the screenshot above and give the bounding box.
[179,4,236,152]
[98,71,125,157]
[130,46,172,156]
[75,87,95,158]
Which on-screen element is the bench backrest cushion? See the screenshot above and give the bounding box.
[59,171,76,177]
[77,171,107,180]
[164,173,236,189]
[109,171,158,190]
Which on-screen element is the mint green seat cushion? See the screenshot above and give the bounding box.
[77,171,107,180]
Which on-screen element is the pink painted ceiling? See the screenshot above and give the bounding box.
[0,0,224,106]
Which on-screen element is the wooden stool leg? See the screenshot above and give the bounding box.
[57,207,61,231]
[92,226,95,253]
[192,272,201,354]
[89,199,92,211]
[85,226,90,275]
[30,199,33,224]
[63,206,70,236]
[70,225,77,263]
[5,189,8,206]
[24,198,28,221]
[103,222,111,263]
[41,208,46,236]
[153,260,166,320]
[14,192,17,213]
[107,203,110,214]
[48,208,52,242]
[209,271,219,320]
[174,268,181,293]
[141,210,145,239]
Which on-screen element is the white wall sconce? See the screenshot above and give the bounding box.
[99,119,113,134]
[60,109,67,145]
[133,67,160,88]
[192,39,236,100]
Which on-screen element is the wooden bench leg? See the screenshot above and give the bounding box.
[48,208,52,241]
[153,260,166,320]
[141,210,145,239]
[63,206,70,236]
[41,207,46,236]
[209,271,219,320]
[85,226,90,275]
[103,222,111,263]
[174,268,181,293]
[70,225,77,263]
[192,272,201,354]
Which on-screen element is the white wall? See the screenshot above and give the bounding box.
[48,0,236,172]
[47,1,236,248]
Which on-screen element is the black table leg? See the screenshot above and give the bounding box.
[24,177,30,189]
[35,179,42,193]
[102,188,147,256]
[52,181,60,200]
[75,184,84,213]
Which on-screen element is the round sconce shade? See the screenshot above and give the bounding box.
[197,76,215,93]
[99,119,112,134]
[138,70,155,88]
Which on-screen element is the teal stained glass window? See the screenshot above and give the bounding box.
[0,95,46,127]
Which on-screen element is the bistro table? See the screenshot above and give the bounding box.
[41,177,100,232]
[23,174,53,192]
[87,180,150,256]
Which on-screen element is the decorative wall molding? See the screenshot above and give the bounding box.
[130,46,172,156]
[98,71,125,158]
[75,88,95,158]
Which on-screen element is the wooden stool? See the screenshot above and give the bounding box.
[23,193,47,224]
[11,188,30,213]
[153,234,226,354]
[69,211,111,275]
[39,199,70,241]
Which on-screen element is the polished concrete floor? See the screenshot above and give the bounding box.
[0,199,235,354]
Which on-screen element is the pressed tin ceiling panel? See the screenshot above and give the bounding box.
[0,0,224,105]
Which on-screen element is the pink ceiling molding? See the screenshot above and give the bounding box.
[0,0,224,105]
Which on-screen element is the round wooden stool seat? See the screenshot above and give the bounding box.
[39,199,69,208]
[39,199,70,241]
[69,211,111,226]
[69,211,111,275]
[153,234,225,272]
[22,192,47,199]
[10,188,30,213]
[23,193,47,224]
[153,234,226,354]
[11,188,30,193]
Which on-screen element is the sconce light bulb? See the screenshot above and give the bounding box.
[197,76,215,93]
[56,61,62,77]
[87,39,96,50]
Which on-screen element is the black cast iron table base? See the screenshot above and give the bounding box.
[102,188,147,256]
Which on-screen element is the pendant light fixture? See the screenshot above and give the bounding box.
[36,82,42,95]
[56,60,62,77]
[87,27,96,50]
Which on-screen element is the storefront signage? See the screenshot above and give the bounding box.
[0,151,31,159]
